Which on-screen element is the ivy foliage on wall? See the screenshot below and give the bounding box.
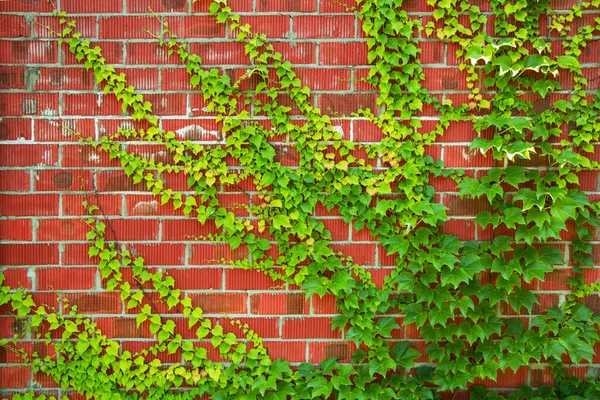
[2,0,600,398]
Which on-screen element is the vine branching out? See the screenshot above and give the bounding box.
[2,0,600,398]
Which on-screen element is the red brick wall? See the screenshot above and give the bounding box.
[1,0,599,395]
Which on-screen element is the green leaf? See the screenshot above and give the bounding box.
[391,343,419,368]
[376,317,400,337]
[272,214,291,229]
[508,288,538,314]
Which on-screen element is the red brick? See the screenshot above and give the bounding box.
[0,117,31,141]
[190,293,247,314]
[320,0,357,12]
[35,118,95,142]
[308,342,356,363]
[293,68,351,91]
[272,42,316,64]
[62,0,122,13]
[0,0,53,12]
[128,243,186,266]
[192,0,251,12]
[2,268,32,289]
[62,194,122,216]
[474,367,528,388]
[0,367,30,388]
[142,93,187,116]
[191,244,248,265]
[352,119,382,142]
[62,244,96,266]
[319,42,368,65]
[162,219,218,241]
[223,317,280,338]
[94,317,152,339]
[331,243,376,266]
[161,68,195,91]
[0,93,59,116]
[167,267,222,290]
[115,67,159,91]
[0,170,30,192]
[63,94,123,116]
[0,41,58,64]
[61,144,119,167]
[96,171,149,192]
[0,219,31,241]
[0,194,59,216]
[236,16,290,39]
[321,219,350,241]
[250,293,308,315]
[34,16,96,39]
[0,244,58,265]
[34,169,92,192]
[99,16,161,39]
[128,0,189,13]
[65,292,121,314]
[225,269,284,290]
[33,371,60,388]
[127,42,179,65]
[352,67,376,91]
[319,93,377,116]
[550,0,579,9]
[110,219,160,241]
[264,341,306,362]
[443,145,500,168]
[34,67,94,91]
[190,41,248,65]
[282,317,341,339]
[257,0,316,11]
[441,219,476,241]
[445,195,492,216]
[539,269,572,290]
[0,15,29,38]
[37,267,96,290]
[422,68,468,91]
[419,41,445,64]
[580,41,600,64]
[435,121,476,143]
[36,219,86,242]
[295,16,355,39]
[312,294,338,314]
[164,15,225,38]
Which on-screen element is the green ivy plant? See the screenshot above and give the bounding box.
[2,0,600,398]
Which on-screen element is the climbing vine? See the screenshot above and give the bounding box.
[2,0,600,398]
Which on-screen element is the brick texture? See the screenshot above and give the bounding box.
[1,0,599,396]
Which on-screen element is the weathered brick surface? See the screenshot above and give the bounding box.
[0,0,599,394]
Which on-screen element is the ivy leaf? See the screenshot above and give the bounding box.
[570,303,594,323]
[391,343,419,368]
[556,55,580,71]
[508,288,538,314]
[307,377,332,398]
[523,260,552,283]
[319,357,339,375]
[383,235,409,257]
[502,207,525,228]
[539,246,564,267]
[270,359,292,380]
[368,355,396,377]
[376,317,400,338]
[272,214,291,229]
[440,266,469,288]
[301,276,328,298]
